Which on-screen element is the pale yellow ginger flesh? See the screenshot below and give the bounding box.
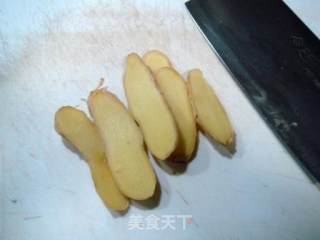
[143,50,172,74]
[55,106,129,211]
[88,89,156,200]
[187,69,235,147]
[124,53,178,160]
[155,67,197,159]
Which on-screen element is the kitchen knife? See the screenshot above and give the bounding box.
[186,0,320,181]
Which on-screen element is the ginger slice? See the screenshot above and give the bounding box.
[88,89,156,200]
[143,50,172,74]
[124,53,177,160]
[187,69,235,147]
[155,67,197,159]
[55,106,129,211]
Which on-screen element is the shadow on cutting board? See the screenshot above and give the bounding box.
[155,131,236,176]
[154,135,200,175]
[204,133,237,159]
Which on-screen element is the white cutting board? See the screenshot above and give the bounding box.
[1,1,320,239]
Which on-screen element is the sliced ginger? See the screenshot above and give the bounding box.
[124,53,178,160]
[143,50,172,74]
[88,89,156,200]
[187,69,235,148]
[155,67,197,159]
[55,106,129,211]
